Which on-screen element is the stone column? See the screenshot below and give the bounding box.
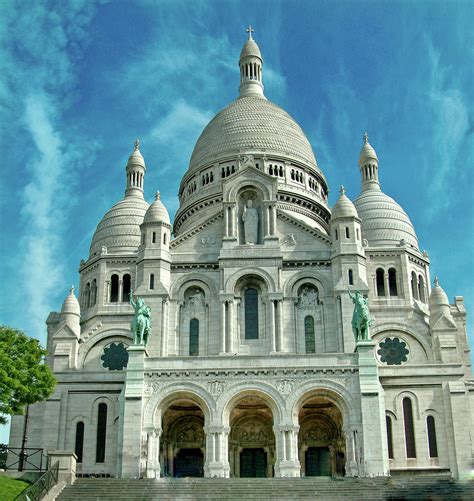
[220,301,226,354]
[160,299,168,357]
[274,425,300,477]
[119,279,123,303]
[105,280,110,303]
[204,426,230,478]
[356,340,389,477]
[146,428,162,478]
[271,205,277,236]
[343,425,359,477]
[270,301,276,353]
[228,300,234,353]
[120,346,148,478]
[276,299,283,352]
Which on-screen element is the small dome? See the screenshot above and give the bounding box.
[354,189,418,249]
[127,139,146,168]
[240,37,262,60]
[61,286,80,317]
[332,186,358,219]
[359,132,378,166]
[90,196,149,256]
[143,192,170,225]
[429,277,450,310]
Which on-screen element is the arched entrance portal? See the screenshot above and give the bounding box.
[161,398,205,477]
[229,395,275,477]
[298,395,345,477]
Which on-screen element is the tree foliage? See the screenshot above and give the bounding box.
[0,326,56,425]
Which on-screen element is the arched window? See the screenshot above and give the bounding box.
[411,271,418,300]
[335,229,338,240]
[85,282,91,308]
[163,232,167,245]
[418,275,425,303]
[91,279,97,306]
[244,288,259,340]
[356,228,360,240]
[386,415,394,459]
[376,268,386,296]
[110,274,119,303]
[189,318,199,356]
[304,316,315,354]
[122,274,131,303]
[345,227,350,239]
[149,273,155,290]
[388,268,398,296]
[152,232,156,243]
[75,421,84,463]
[427,416,438,458]
[348,269,354,286]
[96,403,107,463]
[403,397,416,458]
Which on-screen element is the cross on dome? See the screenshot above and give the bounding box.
[363,132,369,143]
[246,25,254,39]
[134,138,140,150]
[340,185,346,195]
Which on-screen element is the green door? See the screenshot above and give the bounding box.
[240,448,267,477]
[174,448,204,477]
[305,447,331,476]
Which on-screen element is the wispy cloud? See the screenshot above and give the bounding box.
[0,1,102,340]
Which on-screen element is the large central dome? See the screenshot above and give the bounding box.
[188,96,320,175]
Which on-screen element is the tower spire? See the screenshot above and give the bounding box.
[238,27,265,99]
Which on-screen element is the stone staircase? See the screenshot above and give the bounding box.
[56,476,474,500]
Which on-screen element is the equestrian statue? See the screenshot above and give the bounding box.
[130,291,152,346]
[348,290,372,342]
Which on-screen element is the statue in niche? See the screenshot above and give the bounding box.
[242,199,259,244]
[130,291,152,346]
[348,290,372,342]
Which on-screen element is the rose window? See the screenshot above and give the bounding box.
[377,337,409,365]
[101,342,129,370]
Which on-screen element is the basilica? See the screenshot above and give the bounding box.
[9,32,473,480]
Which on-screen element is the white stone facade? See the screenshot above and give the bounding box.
[9,33,473,480]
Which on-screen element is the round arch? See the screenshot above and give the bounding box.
[283,270,332,299]
[217,382,286,426]
[143,384,214,429]
[225,268,277,295]
[78,329,132,367]
[227,178,272,202]
[288,379,358,427]
[169,273,218,301]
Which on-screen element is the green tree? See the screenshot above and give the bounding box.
[0,326,56,425]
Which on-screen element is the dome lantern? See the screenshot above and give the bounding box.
[239,26,265,99]
[125,139,146,198]
[359,132,380,192]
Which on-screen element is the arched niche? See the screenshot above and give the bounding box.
[237,187,264,245]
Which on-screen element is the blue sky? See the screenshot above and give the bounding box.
[0,0,473,443]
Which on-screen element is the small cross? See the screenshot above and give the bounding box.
[340,185,345,195]
[134,138,140,150]
[246,25,254,39]
[363,132,369,143]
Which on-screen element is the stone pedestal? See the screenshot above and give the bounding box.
[120,346,148,478]
[204,426,230,478]
[356,340,389,477]
[47,450,77,485]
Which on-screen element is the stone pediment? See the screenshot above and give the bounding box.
[431,313,457,331]
[53,321,80,340]
[171,211,224,252]
[277,211,331,247]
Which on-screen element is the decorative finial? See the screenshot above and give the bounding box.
[434,276,439,287]
[70,285,75,294]
[155,191,160,200]
[246,25,254,39]
[340,185,345,195]
[134,138,140,151]
[363,132,369,143]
